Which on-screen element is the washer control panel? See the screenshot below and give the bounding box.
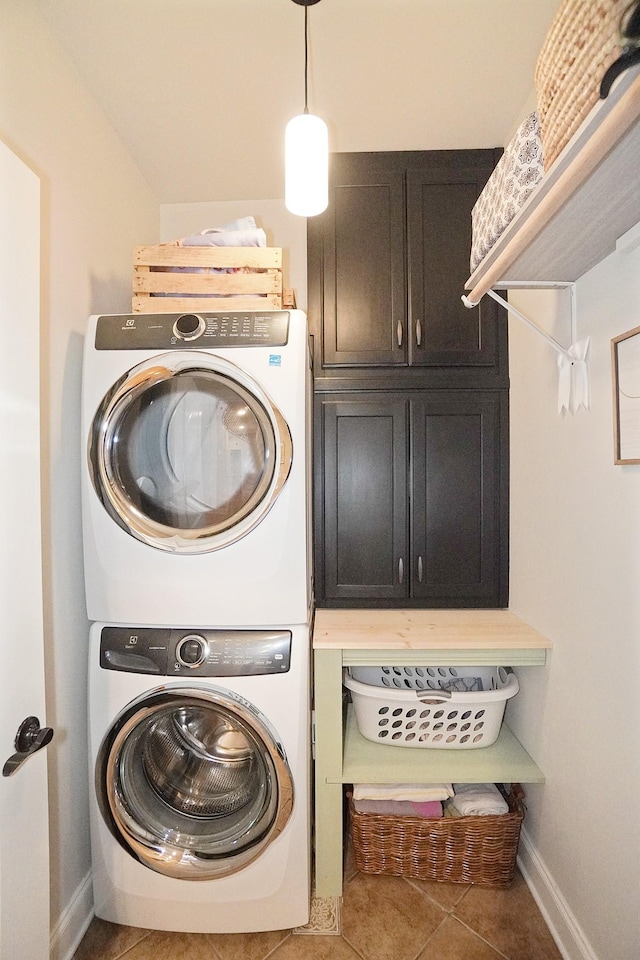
[94,311,290,350]
[99,626,292,677]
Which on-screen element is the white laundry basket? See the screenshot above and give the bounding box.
[344,665,518,749]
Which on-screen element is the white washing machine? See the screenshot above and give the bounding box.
[88,621,310,932]
[81,309,311,627]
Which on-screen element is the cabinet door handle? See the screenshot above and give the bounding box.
[417,555,424,582]
[415,319,422,347]
[396,322,403,347]
[398,557,404,584]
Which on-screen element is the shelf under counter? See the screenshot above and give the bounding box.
[339,705,544,785]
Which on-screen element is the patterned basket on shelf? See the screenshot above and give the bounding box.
[349,785,525,887]
[535,0,625,169]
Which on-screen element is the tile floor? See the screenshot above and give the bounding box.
[73,841,563,960]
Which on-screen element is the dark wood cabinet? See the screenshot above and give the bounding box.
[315,391,508,608]
[308,150,509,609]
[406,169,500,369]
[317,168,406,368]
[318,394,408,602]
[308,150,506,388]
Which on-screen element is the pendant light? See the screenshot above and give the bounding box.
[285,0,328,217]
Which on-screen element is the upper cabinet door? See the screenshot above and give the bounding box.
[406,165,499,368]
[317,160,407,367]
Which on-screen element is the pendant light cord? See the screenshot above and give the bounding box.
[304,5,309,114]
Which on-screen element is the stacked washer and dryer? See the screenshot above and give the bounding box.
[81,309,313,932]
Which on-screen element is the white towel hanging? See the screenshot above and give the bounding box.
[463,283,589,417]
[558,338,590,414]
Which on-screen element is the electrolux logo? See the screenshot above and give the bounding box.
[269,354,282,367]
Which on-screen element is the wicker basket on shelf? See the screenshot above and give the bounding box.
[535,0,624,169]
[349,784,525,887]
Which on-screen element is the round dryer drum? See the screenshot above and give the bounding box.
[87,352,293,553]
[96,685,294,880]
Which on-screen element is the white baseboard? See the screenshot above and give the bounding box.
[50,870,94,960]
[518,827,598,960]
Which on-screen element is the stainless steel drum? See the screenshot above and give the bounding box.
[96,686,294,880]
[141,707,255,817]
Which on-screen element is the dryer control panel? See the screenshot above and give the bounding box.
[99,626,291,677]
[94,311,290,350]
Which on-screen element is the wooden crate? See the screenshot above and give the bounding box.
[132,243,284,313]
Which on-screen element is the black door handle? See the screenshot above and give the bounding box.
[2,716,54,777]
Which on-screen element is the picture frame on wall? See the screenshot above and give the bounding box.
[612,324,640,464]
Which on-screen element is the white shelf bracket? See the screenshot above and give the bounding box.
[461,282,589,415]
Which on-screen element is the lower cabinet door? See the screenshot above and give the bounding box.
[315,391,508,607]
[317,395,408,602]
[410,392,507,606]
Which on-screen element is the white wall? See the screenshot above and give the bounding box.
[506,247,640,959]
[0,3,158,957]
[160,200,308,309]
[35,0,560,204]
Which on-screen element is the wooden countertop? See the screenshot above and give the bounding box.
[312,608,552,651]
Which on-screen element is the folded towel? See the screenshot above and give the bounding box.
[412,800,443,818]
[353,799,443,818]
[452,783,509,816]
[181,221,266,248]
[213,216,258,231]
[352,783,454,802]
[443,799,462,818]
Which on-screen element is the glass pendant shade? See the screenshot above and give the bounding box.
[284,112,328,217]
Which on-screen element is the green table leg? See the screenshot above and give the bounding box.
[313,648,344,897]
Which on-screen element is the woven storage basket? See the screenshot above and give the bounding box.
[535,0,624,169]
[349,785,525,887]
[344,666,518,750]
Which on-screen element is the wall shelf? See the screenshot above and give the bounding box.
[313,608,551,897]
[464,66,640,306]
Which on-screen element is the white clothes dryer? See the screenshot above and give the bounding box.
[88,621,310,932]
[81,310,311,627]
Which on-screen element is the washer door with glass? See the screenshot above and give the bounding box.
[87,352,293,554]
[96,686,294,880]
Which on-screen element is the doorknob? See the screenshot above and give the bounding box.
[2,716,54,777]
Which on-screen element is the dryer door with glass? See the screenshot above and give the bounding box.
[95,685,294,880]
[87,352,292,554]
